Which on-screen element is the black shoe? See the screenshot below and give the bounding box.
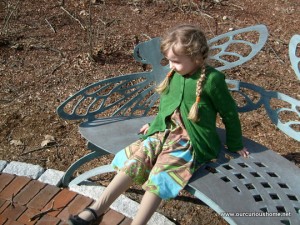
[68,207,98,225]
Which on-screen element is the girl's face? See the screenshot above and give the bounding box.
[165,47,200,76]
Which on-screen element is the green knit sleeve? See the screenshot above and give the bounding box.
[208,71,244,152]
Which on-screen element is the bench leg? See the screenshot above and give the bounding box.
[68,164,115,186]
[61,150,108,187]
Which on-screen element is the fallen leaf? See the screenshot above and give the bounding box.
[41,139,56,147]
[44,135,55,141]
[10,140,24,146]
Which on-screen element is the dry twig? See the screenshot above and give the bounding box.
[266,42,285,64]
[29,200,61,221]
[61,6,86,30]
[45,18,56,33]
[88,0,94,61]
[29,44,64,57]
[20,145,58,156]
[1,0,21,34]
[9,193,15,208]
[51,60,66,74]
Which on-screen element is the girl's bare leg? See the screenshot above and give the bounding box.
[131,191,162,225]
[77,172,133,220]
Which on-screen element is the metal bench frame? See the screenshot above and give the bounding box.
[57,25,300,225]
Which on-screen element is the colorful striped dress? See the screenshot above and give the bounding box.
[111,109,200,199]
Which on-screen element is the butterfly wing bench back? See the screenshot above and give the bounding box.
[56,26,300,225]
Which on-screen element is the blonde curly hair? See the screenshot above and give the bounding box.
[156,25,209,122]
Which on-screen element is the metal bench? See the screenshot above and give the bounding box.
[56,25,300,225]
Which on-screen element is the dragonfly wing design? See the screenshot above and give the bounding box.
[264,91,300,142]
[289,34,300,80]
[226,79,265,112]
[56,72,159,121]
[208,24,268,71]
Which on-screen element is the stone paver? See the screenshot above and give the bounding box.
[27,184,61,210]
[13,180,46,206]
[0,176,31,200]
[57,195,93,221]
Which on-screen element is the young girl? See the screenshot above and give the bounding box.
[68,24,249,225]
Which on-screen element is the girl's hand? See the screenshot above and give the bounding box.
[139,123,150,135]
[237,147,250,158]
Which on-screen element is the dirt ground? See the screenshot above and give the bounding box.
[0,0,299,224]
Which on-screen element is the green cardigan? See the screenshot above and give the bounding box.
[145,66,244,164]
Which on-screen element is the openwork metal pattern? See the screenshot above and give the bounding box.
[208,24,268,71]
[57,25,269,120]
[211,159,300,216]
[187,137,300,225]
[57,72,161,120]
[289,34,300,80]
[227,80,300,141]
[57,38,166,121]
